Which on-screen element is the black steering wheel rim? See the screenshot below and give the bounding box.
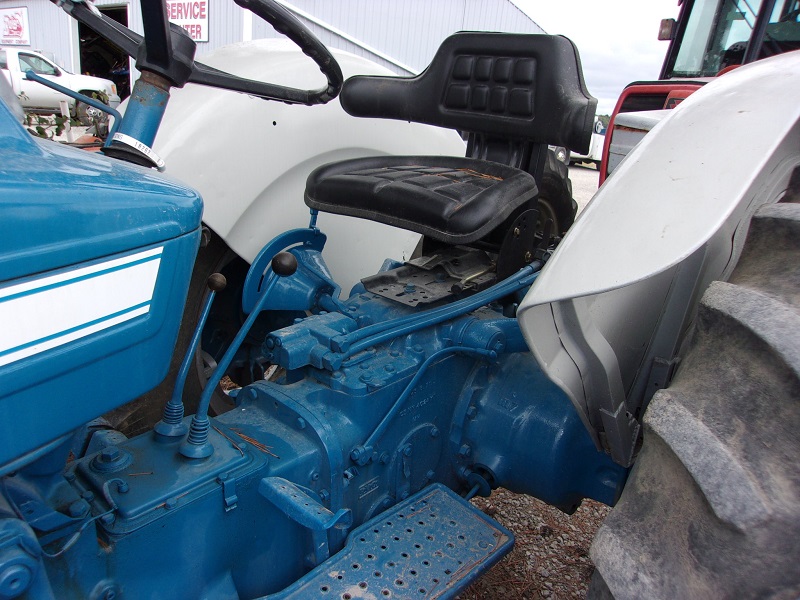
[227,0,343,105]
[55,0,343,105]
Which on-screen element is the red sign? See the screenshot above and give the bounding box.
[1,8,30,46]
[166,1,208,42]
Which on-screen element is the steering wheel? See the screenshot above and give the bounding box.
[57,0,343,105]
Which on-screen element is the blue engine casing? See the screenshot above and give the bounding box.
[0,76,626,599]
[0,100,202,472]
[18,257,626,598]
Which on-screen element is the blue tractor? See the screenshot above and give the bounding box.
[1,1,798,598]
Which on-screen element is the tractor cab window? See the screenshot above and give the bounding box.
[763,0,800,55]
[668,0,800,77]
[18,53,59,76]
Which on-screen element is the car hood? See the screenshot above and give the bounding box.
[67,73,116,95]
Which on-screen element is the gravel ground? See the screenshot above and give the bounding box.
[460,165,603,599]
[461,490,610,599]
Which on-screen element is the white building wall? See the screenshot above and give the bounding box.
[1,0,74,69]
[201,0,243,55]
[253,0,544,74]
[2,0,544,83]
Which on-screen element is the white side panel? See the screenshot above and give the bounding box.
[605,110,670,176]
[154,40,466,293]
[518,52,800,448]
[522,54,800,307]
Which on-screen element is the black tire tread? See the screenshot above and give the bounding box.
[539,149,577,235]
[590,203,800,599]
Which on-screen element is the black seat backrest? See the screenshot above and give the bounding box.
[306,33,596,258]
[340,32,596,159]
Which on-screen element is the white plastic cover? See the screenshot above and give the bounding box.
[518,52,800,449]
[153,39,465,294]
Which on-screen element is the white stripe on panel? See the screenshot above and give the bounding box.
[0,247,163,367]
[0,305,151,367]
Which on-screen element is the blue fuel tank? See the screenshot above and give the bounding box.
[0,100,203,472]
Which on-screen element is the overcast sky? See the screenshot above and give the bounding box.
[512,1,681,114]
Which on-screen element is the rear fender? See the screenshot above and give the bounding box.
[154,40,466,295]
[518,53,800,465]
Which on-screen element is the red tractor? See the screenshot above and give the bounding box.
[600,0,800,183]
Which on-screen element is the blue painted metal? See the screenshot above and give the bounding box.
[241,227,334,314]
[461,352,628,510]
[266,483,514,599]
[110,76,170,148]
[252,280,627,516]
[0,434,72,479]
[0,99,41,154]
[353,345,498,465]
[263,270,537,374]
[0,26,628,597]
[33,422,281,598]
[261,265,540,372]
[331,264,539,354]
[0,211,627,599]
[0,514,53,599]
[23,70,122,141]
[0,239,201,469]
[259,477,352,565]
[259,477,352,531]
[0,105,201,283]
[0,95,202,471]
[154,285,221,439]
[265,310,358,370]
[181,272,281,458]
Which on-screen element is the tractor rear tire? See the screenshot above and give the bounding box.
[538,148,577,236]
[589,201,800,598]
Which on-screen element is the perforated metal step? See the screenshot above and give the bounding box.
[268,483,514,599]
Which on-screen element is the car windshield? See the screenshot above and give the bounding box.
[667,0,800,77]
[18,53,59,76]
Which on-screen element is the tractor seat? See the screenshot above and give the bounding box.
[305,155,537,245]
[305,32,594,246]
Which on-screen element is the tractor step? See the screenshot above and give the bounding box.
[268,483,514,599]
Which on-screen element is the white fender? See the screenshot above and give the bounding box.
[154,39,466,293]
[518,52,800,455]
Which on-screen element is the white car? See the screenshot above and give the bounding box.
[0,47,121,123]
[569,117,606,167]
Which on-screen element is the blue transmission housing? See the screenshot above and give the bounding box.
[0,224,626,598]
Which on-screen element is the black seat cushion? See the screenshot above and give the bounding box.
[305,156,537,245]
